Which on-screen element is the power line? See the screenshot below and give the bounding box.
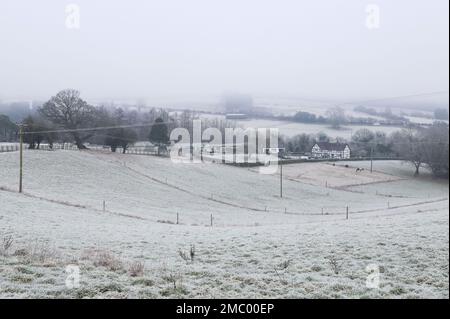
[347,141,449,146]
[21,121,174,135]
[94,133,143,143]
[23,128,449,147]
[337,91,449,107]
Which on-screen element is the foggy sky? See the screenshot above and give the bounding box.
[0,0,448,104]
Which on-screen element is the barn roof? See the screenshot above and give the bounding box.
[314,142,349,151]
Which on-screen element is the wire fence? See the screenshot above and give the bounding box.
[0,142,163,156]
[0,144,19,153]
[1,142,402,164]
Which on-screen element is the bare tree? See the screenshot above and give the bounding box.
[149,118,169,155]
[104,108,138,153]
[326,106,346,129]
[421,122,449,178]
[0,114,17,142]
[38,89,96,149]
[392,127,426,176]
[22,115,55,149]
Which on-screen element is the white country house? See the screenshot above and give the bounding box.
[311,142,351,159]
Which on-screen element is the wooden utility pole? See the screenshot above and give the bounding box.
[280,160,283,198]
[370,146,374,173]
[19,124,24,193]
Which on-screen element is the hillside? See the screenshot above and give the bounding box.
[0,150,448,298]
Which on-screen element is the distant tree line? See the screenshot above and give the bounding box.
[354,105,407,122]
[434,108,449,120]
[19,89,175,153]
[3,89,448,178]
[6,89,235,155]
[0,114,17,141]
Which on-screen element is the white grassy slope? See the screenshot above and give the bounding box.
[0,150,448,298]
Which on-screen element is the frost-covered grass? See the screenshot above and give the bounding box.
[199,114,403,139]
[237,118,402,139]
[0,151,448,298]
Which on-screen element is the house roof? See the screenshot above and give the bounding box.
[314,142,349,151]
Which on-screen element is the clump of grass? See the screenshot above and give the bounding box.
[15,266,34,275]
[326,255,341,275]
[11,275,34,284]
[13,249,28,257]
[2,287,26,294]
[132,278,154,287]
[15,242,59,265]
[163,273,179,289]
[162,271,186,295]
[75,288,98,299]
[84,249,123,272]
[129,261,145,277]
[160,272,188,297]
[1,234,14,255]
[274,259,292,284]
[178,245,195,263]
[157,220,176,224]
[311,265,323,272]
[160,285,188,297]
[98,283,124,293]
[331,283,348,292]
[41,278,57,285]
[390,286,407,295]
[277,259,291,270]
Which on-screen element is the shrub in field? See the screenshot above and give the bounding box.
[129,261,145,277]
[178,245,195,263]
[327,255,341,275]
[83,249,123,272]
[0,234,14,255]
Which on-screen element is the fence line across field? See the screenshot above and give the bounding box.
[0,144,20,153]
[0,143,161,155]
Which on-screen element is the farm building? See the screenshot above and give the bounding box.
[311,142,351,159]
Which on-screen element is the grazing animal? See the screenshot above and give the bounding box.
[356,168,364,173]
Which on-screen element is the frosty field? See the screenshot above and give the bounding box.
[0,150,448,298]
[199,114,403,139]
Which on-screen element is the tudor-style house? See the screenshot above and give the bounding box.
[311,142,351,159]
